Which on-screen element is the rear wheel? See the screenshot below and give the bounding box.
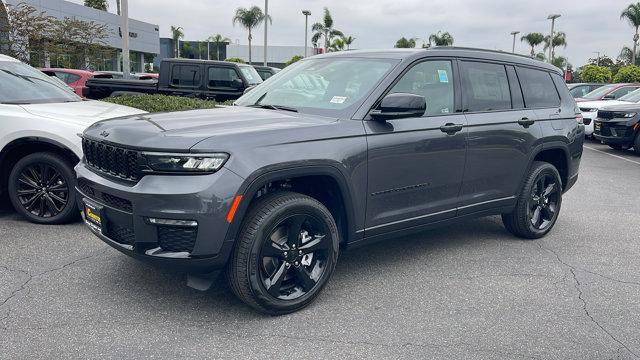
[8,152,78,224]
[502,161,562,239]
[226,192,339,315]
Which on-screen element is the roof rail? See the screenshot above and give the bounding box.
[426,46,539,61]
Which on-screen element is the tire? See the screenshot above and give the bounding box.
[502,161,563,239]
[608,144,623,151]
[8,152,78,224]
[633,133,640,156]
[226,191,340,315]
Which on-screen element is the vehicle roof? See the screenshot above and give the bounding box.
[568,83,607,86]
[160,58,247,66]
[313,47,563,74]
[0,54,20,62]
[40,68,95,76]
[253,65,279,70]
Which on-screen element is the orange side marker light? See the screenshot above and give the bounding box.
[226,195,243,223]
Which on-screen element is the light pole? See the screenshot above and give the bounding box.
[302,10,311,57]
[547,14,561,64]
[263,0,268,66]
[510,31,520,53]
[121,0,130,79]
[593,51,600,66]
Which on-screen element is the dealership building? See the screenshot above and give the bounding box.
[0,0,159,72]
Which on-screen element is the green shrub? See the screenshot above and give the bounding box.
[285,55,304,66]
[580,65,612,83]
[104,94,218,113]
[224,57,245,63]
[613,65,640,83]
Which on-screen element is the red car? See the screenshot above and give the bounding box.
[39,68,97,97]
[575,83,640,102]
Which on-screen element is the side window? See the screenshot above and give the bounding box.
[506,66,524,108]
[208,67,241,88]
[460,61,512,112]
[517,67,560,108]
[610,86,638,99]
[171,65,201,87]
[389,60,454,116]
[65,73,81,84]
[53,72,69,83]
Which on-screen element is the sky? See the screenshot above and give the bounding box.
[69,0,635,67]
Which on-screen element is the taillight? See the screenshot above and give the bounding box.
[576,113,584,124]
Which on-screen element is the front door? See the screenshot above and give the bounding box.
[363,59,467,237]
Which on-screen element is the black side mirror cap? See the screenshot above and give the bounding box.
[370,93,426,121]
[232,79,245,89]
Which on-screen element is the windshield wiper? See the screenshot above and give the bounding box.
[247,103,298,112]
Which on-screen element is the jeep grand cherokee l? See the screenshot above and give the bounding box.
[76,48,583,315]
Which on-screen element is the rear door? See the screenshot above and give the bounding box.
[363,58,467,236]
[458,60,540,215]
[165,63,201,97]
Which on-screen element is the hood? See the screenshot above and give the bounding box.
[20,100,146,127]
[577,100,629,110]
[599,103,640,112]
[83,106,338,151]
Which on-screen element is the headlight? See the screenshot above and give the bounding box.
[622,112,637,118]
[143,153,229,173]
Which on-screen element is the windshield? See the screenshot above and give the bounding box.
[239,65,263,85]
[582,84,617,100]
[235,57,398,116]
[618,88,640,102]
[0,61,81,104]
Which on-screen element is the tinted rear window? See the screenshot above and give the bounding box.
[171,65,201,87]
[517,67,560,108]
[461,61,511,112]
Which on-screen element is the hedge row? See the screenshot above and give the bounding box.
[103,94,219,113]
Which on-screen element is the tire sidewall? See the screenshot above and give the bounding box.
[245,197,339,313]
[523,163,563,237]
[8,152,78,224]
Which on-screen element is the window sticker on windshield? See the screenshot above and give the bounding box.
[441,108,450,114]
[330,96,347,104]
[438,70,449,83]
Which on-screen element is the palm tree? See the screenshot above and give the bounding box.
[520,32,545,57]
[232,6,271,64]
[207,34,231,60]
[342,36,355,50]
[427,31,454,47]
[394,37,416,48]
[170,25,184,58]
[535,52,546,61]
[552,56,568,69]
[329,37,345,52]
[311,8,343,53]
[543,31,567,62]
[621,3,640,65]
[619,46,635,64]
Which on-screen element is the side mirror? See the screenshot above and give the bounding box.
[232,78,244,89]
[602,94,616,100]
[370,93,426,121]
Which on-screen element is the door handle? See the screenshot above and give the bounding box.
[440,123,464,135]
[517,117,535,128]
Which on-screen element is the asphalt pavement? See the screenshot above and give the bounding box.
[1,139,639,360]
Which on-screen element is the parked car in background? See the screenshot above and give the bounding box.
[578,88,640,138]
[85,59,262,101]
[40,68,97,97]
[567,83,607,98]
[94,71,159,80]
[253,65,281,80]
[593,103,640,154]
[0,55,146,224]
[575,83,640,102]
[77,48,582,314]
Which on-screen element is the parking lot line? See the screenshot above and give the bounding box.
[583,145,640,166]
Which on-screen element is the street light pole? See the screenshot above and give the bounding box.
[121,0,130,79]
[593,51,600,66]
[302,10,311,57]
[510,31,520,53]
[263,0,268,66]
[547,14,561,64]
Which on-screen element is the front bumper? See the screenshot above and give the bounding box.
[581,111,596,136]
[592,120,637,147]
[75,163,244,274]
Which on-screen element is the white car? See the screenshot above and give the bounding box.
[578,89,640,137]
[0,55,146,224]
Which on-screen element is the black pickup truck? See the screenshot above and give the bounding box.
[84,59,263,101]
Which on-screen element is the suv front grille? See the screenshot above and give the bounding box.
[597,110,614,119]
[158,226,198,253]
[82,138,140,181]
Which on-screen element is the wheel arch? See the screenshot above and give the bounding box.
[224,164,358,247]
[0,137,80,192]
[530,145,570,191]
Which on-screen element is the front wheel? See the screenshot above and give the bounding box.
[8,152,78,224]
[502,161,562,239]
[226,192,339,315]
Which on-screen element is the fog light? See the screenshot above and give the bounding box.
[146,218,198,227]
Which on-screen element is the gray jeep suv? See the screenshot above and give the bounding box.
[76,48,584,314]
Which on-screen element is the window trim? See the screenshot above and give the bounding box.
[459,60,513,114]
[206,65,243,90]
[169,64,202,89]
[515,65,561,109]
[367,57,461,119]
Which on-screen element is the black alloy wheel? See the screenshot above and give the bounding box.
[227,192,339,315]
[8,152,78,224]
[502,161,562,239]
[259,213,331,300]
